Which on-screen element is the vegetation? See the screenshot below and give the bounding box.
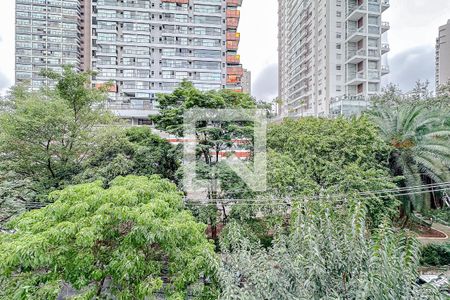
[368,103,450,217]
[75,126,179,184]
[1,78,449,298]
[0,67,113,203]
[0,176,218,299]
[265,117,399,227]
[152,81,257,239]
[219,200,442,299]
[420,243,450,267]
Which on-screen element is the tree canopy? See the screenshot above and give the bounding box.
[0,67,113,201]
[264,116,399,227]
[0,176,218,299]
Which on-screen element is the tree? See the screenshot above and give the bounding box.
[152,82,257,239]
[75,126,180,184]
[368,104,450,216]
[0,66,114,202]
[265,117,399,227]
[219,200,443,299]
[0,176,218,299]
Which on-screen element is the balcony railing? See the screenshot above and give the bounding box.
[348,72,366,81]
[347,4,366,18]
[226,10,240,18]
[347,48,367,59]
[381,43,390,53]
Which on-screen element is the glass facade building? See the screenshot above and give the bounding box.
[15,0,245,124]
[15,0,83,90]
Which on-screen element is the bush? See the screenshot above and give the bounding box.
[420,243,450,266]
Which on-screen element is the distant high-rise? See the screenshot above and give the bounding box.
[436,19,450,90]
[15,0,84,90]
[278,0,390,118]
[241,68,251,95]
[15,0,246,125]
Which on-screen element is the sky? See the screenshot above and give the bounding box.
[1,0,449,100]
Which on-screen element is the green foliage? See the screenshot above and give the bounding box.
[152,82,258,238]
[0,176,218,299]
[368,103,450,214]
[219,200,443,299]
[424,208,450,225]
[265,117,399,227]
[420,243,450,266]
[0,67,113,203]
[152,81,255,137]
[75,126,179,184]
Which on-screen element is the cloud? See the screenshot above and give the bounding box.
[252,63,278,102]
[384,45,436,92]
[0,71,10,90]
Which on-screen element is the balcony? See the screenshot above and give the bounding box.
[381,21,390,33]
[107,101,158,118]
[381,43,390,54]
[226,40,239,50]
[226,0,242,7]
[227,74,241,84]
[368,49,380,58]
[381,0,390,12]
[227,66,244,76]
[226,32,240,41]
[347,72,366,85]
[346,27,366,42]
[227,18,239,29]
[226,54,240,64]
[161,0,189,3]
[347,4,367,21]
[226,10,240,18]
[368,70,380,81]
[330,95,370,117]
[381,65,390,75]
[346,48,367,64]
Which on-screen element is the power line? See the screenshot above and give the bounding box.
[183,182,450,207]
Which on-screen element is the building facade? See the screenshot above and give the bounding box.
[15,0,84,90]
[278,0,390,118]
[436,19,450,90]
[241,68,251,95]
[15,0,245,124]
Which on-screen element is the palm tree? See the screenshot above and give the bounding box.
[368,104,450,219]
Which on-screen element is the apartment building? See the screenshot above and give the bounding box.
[241,68,251,95]
[436,19,450,91]
[15,0,84,90]
[15,0,245,125]
[278,0,390,118]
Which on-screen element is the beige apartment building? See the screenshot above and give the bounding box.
[436,19,450,90]
[278,0,390,117]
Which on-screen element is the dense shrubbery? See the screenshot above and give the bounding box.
[219,200,442,299]
[420,243,450,267]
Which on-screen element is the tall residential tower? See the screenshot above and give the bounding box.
[436,19,450,90]
[278,0,390,118]
[15,0,84,90]
[15,0,245,125]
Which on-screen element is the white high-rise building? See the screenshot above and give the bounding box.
[278,0,390,118]
[436,19,450,91]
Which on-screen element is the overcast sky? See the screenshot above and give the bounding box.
[1,0,449,100]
